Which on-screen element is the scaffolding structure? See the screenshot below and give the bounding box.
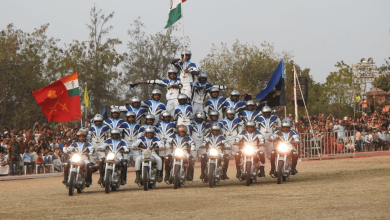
[352,58,379,117]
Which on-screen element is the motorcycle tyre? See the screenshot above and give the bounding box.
[105,169,112,194]
[143,167,149,191]
[277,161,284,184]
[208,163,215,188]
[246,162,251,186]
[173,164,180,189]
[69,172,76,196]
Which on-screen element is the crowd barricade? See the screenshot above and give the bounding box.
[299,130,356,159]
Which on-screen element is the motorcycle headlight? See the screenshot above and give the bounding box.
[143,150,151,159]
[278,143,289,152]
[175,148,184,157]
[72,154,81,163]
[107,152,115,160]
[209,148,218,156]
[244,144,254,155]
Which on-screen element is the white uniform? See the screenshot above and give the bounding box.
[89,125,110,164]
[179,60,197,98]
[146,78,182,116]
[222,117,243,157]
[234,130,266,167]
[173,104,193,126]
[156,121,176,157]
[190,121,210,159]
[257,115,281,159]
[119,122,141,161]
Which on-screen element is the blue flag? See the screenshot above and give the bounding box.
[102,105,108,120]
[255,59,286,107]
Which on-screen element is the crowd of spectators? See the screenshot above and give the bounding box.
[0,122,82,176]
[284,111,390,157]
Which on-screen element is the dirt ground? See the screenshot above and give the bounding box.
[1,156,390,220]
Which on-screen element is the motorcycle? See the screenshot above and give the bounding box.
[102,146,127,193]
[166,146,188,189]
[201,145,222,188]
[239,142,258,186]
[138,147,158,191]
[66,148,90,196]
[274,141,293,184]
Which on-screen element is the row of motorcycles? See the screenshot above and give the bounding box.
[64,140,295,196]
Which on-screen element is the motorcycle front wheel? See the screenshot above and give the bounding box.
[277,161,284,184]
[173,164,180,189]
[143,167,149,191]
[208,163,215,188]
[246,162,251,186]
[105,169,112,194]
[69,172,76,196]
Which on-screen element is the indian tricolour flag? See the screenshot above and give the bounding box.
[59,72,80,97]
[164,0,187,29]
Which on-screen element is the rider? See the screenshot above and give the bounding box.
[104,107,125,130]
[155,111,177,181]
[139,67,183,116]
[240,100,262,123]
[223,90,246,118]
[257,106,281,159]
[173,93,193,127]
[222,108,243,157]
[176,50,198,98]
[89,114,110,179]
[270,120,300,175]
[125,96,148,125]
[99,128,129,185]
[63,130,95,187]
[139,114,160,137]
[199,124,231,180]
[234,120,266,178]
[133,126,164,183]
[164,125,196,181]
[190,112,210,161]
[190,72,233,114]
[204,87,228,122]
[119,111,141,166]
[140,89,166,125]
[208,110,224,128]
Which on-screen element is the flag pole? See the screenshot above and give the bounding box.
[293,65,298,123]
[181,0,186,60]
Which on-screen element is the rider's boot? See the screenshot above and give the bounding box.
[258,166,266,177]
[98,163,104,184]
[199,154,207,179]
[135,170,141,183]
[269,150,276,176]
[291,150,298,175]
[86,164,93,187]
[235,165,241,178]
[62,165,69,184]
[157,170,163,182]
[221,155,230,180]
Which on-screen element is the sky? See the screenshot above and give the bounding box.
[1,0,389,83]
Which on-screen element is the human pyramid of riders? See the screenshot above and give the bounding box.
[63,50,300,192]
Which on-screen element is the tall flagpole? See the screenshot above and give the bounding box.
[293,65,298,123]
[181,0,185,57]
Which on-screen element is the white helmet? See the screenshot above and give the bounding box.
[168,67,178,75]
[209,110,219,117]
[131,96,141,103]
[125,111,136,118]
[226,107,236,115]
[245,100,256,108]
[151,89,162,96]
[145,114,155,121]
[281,120,291,128]
[110,128,121,135]
[111,107,121,116]
[145,126,155,134]
[262,106,272,114]
[210,124,221,131]
[198,72,208,81]
[177,93,188,100]
[93,114,104,122]
[195,112,206,120]
[245,120,256,128]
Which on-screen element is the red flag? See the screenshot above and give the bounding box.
[32,79,81,122]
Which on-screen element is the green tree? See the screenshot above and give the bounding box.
[123,17,183,102]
